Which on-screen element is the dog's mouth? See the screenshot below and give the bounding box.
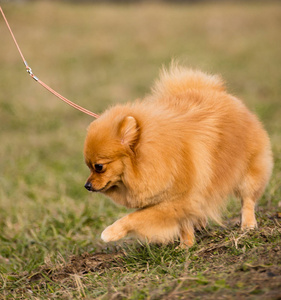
[89,181,115,193]
[85,180,119,193]
[97,181,112,192]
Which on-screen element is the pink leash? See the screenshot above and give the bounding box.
[0,6,100,119]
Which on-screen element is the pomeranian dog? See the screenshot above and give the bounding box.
[84,65,273,248]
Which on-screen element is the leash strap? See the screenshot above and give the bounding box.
[0,6,99,119]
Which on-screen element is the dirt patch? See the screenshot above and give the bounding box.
[29,252,123,282]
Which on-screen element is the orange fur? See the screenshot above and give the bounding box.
[84,65,273,248]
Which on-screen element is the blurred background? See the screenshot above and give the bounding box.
[0,0,280,269]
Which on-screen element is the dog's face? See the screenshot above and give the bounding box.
[84,114,139,194]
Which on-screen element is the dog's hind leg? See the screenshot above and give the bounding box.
[241,196,258,230]
[179,225,195,248]
[238,149,272,230]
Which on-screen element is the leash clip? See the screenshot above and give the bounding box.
[24,61,38,81]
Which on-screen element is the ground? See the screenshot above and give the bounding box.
[3,213,281,299]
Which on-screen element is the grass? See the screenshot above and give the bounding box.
[0,1,281,299]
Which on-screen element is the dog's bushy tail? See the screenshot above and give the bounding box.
[152,63,225,99]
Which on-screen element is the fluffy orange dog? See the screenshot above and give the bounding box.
[84,65,273,248]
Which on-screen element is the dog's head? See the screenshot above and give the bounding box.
[84,114,139,193]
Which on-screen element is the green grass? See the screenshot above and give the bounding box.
[0,1,281,299]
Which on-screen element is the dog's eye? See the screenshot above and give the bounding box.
[94,164,104,173]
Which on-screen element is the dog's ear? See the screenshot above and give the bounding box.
[119,116,139,148]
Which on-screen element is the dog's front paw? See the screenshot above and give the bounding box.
[101,223,128,242]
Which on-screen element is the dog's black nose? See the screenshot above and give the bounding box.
[84,182,92,191]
